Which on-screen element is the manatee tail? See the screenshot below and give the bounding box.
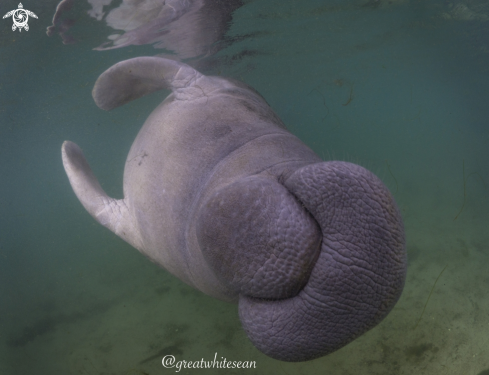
[92,56,202,111]
[61,141,143,250]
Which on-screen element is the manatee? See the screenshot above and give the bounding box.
[61,56,406,362]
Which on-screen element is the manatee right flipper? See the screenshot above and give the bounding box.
[61,141,143,250]
[64,57,206,248]
[92,56,203,111]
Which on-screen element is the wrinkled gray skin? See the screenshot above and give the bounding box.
[62,57,406,362]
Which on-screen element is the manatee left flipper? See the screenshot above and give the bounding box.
[61,141,143,249]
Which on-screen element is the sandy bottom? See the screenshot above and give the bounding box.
[2,196,488,375]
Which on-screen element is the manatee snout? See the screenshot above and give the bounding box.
[62,56,406,362]
[196,175,322,300]
[239,161,406,361]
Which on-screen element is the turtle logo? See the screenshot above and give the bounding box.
[3,3,38,32]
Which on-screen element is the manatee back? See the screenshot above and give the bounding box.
[115,61,318,299]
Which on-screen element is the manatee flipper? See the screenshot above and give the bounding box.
[92,56,203,111]
[61,141,143,249]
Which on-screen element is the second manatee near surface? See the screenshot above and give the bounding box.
[61,57,406,362]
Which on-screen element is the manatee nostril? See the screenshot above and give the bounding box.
[196,175,322,300]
